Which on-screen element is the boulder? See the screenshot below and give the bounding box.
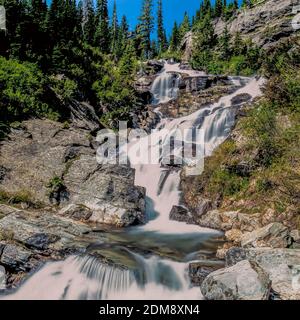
[200,260,271,300]
[194,198,214,218]
[241,222,292,248]
[225,247,300,300]
[0,119,146,228]
[0,243,32,272]
[0,265,6,290]
[63,158,146,227]
[169,205,195,224]
[197,210,223,230]
[189,260,225,286]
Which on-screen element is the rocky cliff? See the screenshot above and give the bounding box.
[182,0,299,61]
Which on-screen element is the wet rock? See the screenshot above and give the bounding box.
[225,247,300,300]
[0,243,32,272]
[189,260,225,286]
[230,93,252,106]
[201,260,271,300]
[241,222,292,248]
[26,233,61,250]
[169,206,194,224]
[146,60,164,74]
[0,207,92,253]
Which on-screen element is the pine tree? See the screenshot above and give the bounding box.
[138,0,154,59]
[169,21,179,52]
[203,0,212,16]
[215,0,223,17]
[219,25,231,59]
[233,0,239,10]
[157,0,166,54]
[110,0,119,56]
[95,0,110,52]
[82,0,95,45]
[115,15,128,59]
[179,12,190,41]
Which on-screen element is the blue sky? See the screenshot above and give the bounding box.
[108,0,203,37]
[107,0,242,37]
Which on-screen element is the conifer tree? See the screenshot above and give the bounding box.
[95,0,110,52]
[169,21,179,52]
[219,25,231,59]
[179,12,190,41]
[110,0,119,56]
[157,0,166,53]
[138,0,154,59]
[215,0,223,17]
[82,0,95,45]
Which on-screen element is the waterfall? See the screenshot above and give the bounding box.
[2,253,201,300]
[3,255,134,300]
[151,70,180,105]
[1,62,265,300]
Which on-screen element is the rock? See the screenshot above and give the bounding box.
[194,198,214,218]
[68,100,100,132]
[59,204,93,221]
[225,247,300,300]
[0,165,8,183]
[291,230,300,242]
[0,207,92,253]
[181,31,193,62]
[214,0,294,49]
[189,260,225,286]
[146,60,164,74]
[0,119,146,227]
[64,158,146,227]
[230,93,252,107]
[241,222,292,248]
[169,206,195,224]
[225,229,243,245]
[0,265,6,290]
[25,233,61,250]
[0,243,32,272]
[197,210,223,230]
[200,260,271,300]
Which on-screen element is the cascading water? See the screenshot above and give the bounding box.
[1,62,264,300]
[151,70,180,104]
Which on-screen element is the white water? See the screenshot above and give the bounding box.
[1,62,264,300]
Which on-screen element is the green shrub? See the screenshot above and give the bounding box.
[0,57,58,122]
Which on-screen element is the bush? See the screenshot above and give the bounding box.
[0,57,58,122]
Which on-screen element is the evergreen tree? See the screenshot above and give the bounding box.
[215,0,223,17]
[219,25,231,59]
[81,0,95,45]
[191,13,215,70]
[95,0,110,52]
[233,0,239,10]
[233,32,244,55]
[110,0,119,56]
[157,0,166,53]
[169,21,179,52]
[179,12,190,41]
[138,0,154,59]
[115,15,129,59]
